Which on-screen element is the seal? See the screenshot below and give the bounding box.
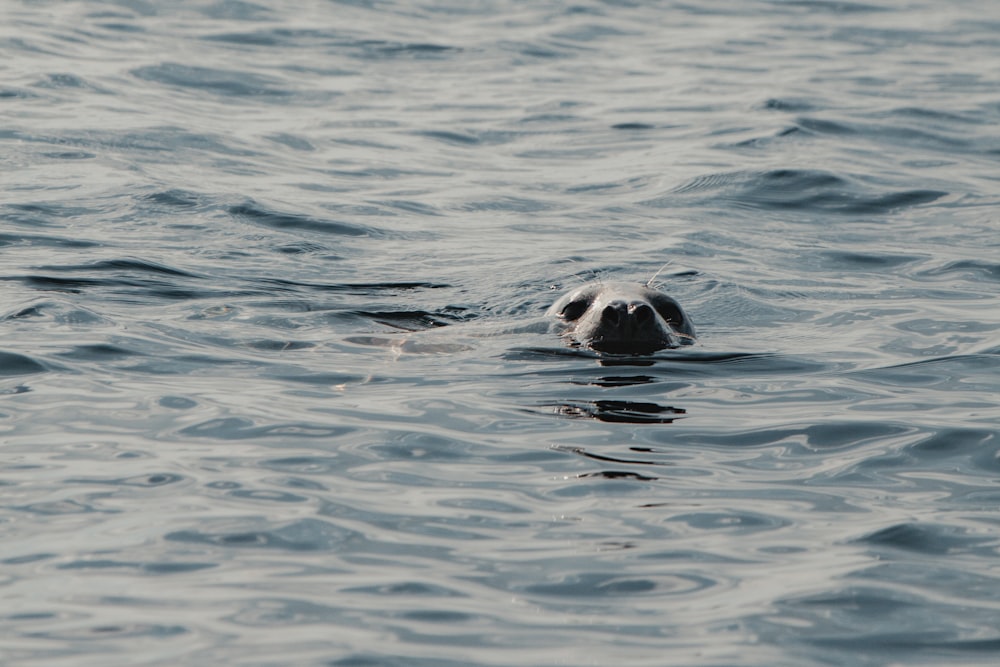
[547,281,695,354]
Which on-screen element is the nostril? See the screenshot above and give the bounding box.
[602,303,624,327]
[632,304,654,326]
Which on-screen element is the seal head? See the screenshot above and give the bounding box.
[547,281,695,354]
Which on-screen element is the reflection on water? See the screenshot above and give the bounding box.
[549,399,686,424]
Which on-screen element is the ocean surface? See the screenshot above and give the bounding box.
[2,1,1000,665]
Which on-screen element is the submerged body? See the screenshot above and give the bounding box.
[547,281,695,354]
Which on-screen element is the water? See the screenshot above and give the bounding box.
[2,1,999,665]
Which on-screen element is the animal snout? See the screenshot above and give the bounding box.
[601,301,655,330]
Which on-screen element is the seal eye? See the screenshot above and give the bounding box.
[650,296,683,325]
[656,305,680,324]
[560,299,590,321]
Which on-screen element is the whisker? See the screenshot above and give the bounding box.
[646,261,671,287]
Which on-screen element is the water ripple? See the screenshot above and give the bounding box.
[229,201,383,237]
[0,351,47,376]
[3,1,1000,665]
[131,63,292,98]
[652,169,947,214]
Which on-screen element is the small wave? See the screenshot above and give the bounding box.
[264,133,315,152]
[730,107,990,158]
[165,518,357,551]
[229,201,382,237]
[672,421,910,451]
[418,130,480,145]
[918,260,1000,283]
[461,195,559,214]
[203,28,339,48]
[23,622,189,641]
[35,73,111,93]
[799,115,976,153]
[852,522,991,556]
[4,202,99,227]
[853,353,1000,389]
[879,106,983,125]
[2,300,111,326]
[38,258,198,278]
[522,572,705,598]
[0,87,38,99]
[814,250,925,271]
[207,34,461,60]
[259,278,450,295]
[760,97,819,112]
[356,40,461,59]
[0,231,98,249]
[611,122,656,130]
[650,169,946,215]
[63,473,184,488]
[416,129,520,147]
[776,0,889,13]
[140,189,212,210]
[352,309,468,331]
[179,417,352,441]
[11,257,212,301]
[54,343,142,361]
[370,199,443,216]
[131,63,291,98]
[17,274,211,301]
[0,351,47,376]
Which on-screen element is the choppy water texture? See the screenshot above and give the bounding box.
[2,1,1000,665]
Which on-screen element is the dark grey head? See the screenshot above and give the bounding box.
[547,281,695,354]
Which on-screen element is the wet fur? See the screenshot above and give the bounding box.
[548,281,695,354]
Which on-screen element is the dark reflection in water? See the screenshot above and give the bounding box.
[548,399,686,424]
[552,445,672,468]
[584,374,656,387]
